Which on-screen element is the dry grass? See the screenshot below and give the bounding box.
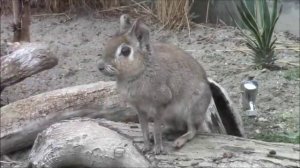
[1,0,195,32]
[1,0,123,14]
[155,0,194,30]
[37,0,122,12]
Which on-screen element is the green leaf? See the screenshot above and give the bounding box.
[262,0,271,47]
[227,5,257,45]
[237,2,263,48]
[229,0,282,69]
[265,0,277,48]
[271,0,279,25]
[245,0,255,15]
[240,0,260,33]
[270,38,277,49]
[246,42,260,54]
[267,3,282,47]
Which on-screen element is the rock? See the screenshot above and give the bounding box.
[191,161,199,166]
[178,161,191,167]
[273,124,284,129]
[269,150,276,155]
[246,110,257,117]
[181,158,190,161]
[258,117,268,122]
[261,68,269,73]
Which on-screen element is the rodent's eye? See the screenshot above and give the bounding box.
[121,45,131,57]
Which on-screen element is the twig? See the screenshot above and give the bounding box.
[218,19,227,26]
[185,49,251,54]
[267,153,300,162]
[1,155,22,164]
[32,13,67,17]
[184,0,191,40]
[32,12,71,22]
[216,47,299,52]
[275,47,300,51]
[0,161,14,164]
[130,0,158,19]
[277,60,300,67]
[157,22,169,32]
[206,0,210,24]
[192,23,215,30]
[215,49,251,54]
[216,48,250,51]
[276,41,300,45]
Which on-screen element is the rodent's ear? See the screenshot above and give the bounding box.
[120,14,131,33]
[127,18,150,52]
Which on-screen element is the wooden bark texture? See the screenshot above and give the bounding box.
[29,118,300,168]
[0,42,58,91]
[12,0,31,42]
[20,0,31,42]
[28,118,150,168]
[0,81,136,155]
[12,0,22,42]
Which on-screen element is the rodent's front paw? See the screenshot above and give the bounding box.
[151,145,166,155]
[141,144,151,154]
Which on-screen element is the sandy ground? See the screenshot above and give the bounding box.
[1,13,299,143]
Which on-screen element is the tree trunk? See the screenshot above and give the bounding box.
[0,79,245,155]
[12,0,22,42]
[20,0,31,42]
[28,118,300,168]
[12,0,31,42]
[0,42,58,91]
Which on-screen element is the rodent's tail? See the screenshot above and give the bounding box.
[208,78,246,137]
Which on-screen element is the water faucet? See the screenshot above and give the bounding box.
[241,76,258,117]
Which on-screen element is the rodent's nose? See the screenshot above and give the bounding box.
[97,61,105,71]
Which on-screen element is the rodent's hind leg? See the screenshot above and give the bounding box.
[149,124,186,142]
[172,105,197,148]
[172,122,197,149]
[173,87,211,149]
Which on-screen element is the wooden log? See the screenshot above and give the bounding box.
[0,81,136,155]
[0,79,245,155]
[28,118,150,168]
[28,118,300,168]
[0,42,58,91]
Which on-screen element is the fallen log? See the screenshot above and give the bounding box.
[28,118,150,168]
[0,81,136,155]
[28,118,300,168]
[0,42,58,91]
[0,79,244,155]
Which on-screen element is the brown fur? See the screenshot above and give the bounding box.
[98,15,212,154]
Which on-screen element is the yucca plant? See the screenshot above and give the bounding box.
[230,0,283,69]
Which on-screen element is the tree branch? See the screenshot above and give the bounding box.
[0,42,58,91]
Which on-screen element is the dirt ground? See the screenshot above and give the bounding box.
[1,13,299,143]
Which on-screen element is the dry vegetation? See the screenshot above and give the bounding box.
[39,0,122,12]
[1,0,194,30]
[2,0,124,13]
[155,0,193,30]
